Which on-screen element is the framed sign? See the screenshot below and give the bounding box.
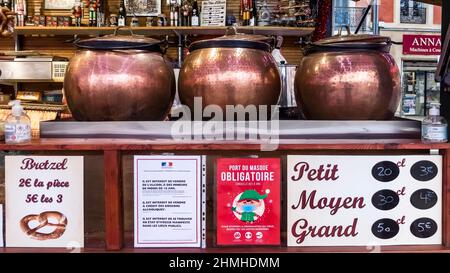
[134,155,206,248]
[45,0,76,10]
[403,34,441,55]
[216,158,280,245]
[126,0,161,17]
[287,155,442,247]
[201,0,226,26]
[5,156,84,248]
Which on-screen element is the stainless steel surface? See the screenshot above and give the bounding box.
[0,59,52,80]
[64,50,175,121]
[40,119,421,139]
[278,63,297,108]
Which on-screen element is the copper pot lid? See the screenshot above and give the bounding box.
[309,26,391,53]
[75,27,162,51]
[189,27,273,52]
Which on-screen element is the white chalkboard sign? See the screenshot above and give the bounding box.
[201,0,226,26]
[287,155,442,247]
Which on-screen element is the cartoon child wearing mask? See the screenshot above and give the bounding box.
[232,189,268,223]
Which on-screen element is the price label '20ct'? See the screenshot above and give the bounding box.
[371,161,400,182]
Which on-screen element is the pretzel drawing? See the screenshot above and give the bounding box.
[20,211,68,240]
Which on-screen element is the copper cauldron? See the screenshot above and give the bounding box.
[178,28,281,119]
[295,28,401,120]
[64,28,175,121]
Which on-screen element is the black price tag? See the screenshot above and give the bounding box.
[371,218,400,239]
[410,217,437,238]
[410,189,438,210]
[371,189,400,210]
[410,160,438,181]
[371,161,400,182]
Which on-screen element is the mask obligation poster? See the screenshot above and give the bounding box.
[216,158,280,245]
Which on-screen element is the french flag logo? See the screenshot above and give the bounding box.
[161,162,173,167]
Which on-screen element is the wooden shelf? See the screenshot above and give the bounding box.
[0,79,63,83]
[14,26,315,37]
[0,245,448,253]
[0,138,449,151]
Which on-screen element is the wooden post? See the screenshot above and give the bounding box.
[440,0,450,123]
[443,149,450,247]
[104,150,123,251]
[440,0,450,249]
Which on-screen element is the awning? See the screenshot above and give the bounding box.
[415,0,441,6]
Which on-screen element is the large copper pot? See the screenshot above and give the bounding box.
[64,28,175,121]
[178,29,281,119]
[295,30,401,120]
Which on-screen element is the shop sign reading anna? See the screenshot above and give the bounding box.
[403,34,441,55]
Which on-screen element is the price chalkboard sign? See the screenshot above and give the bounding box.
[410,188,438,210]
[371,161,400,182]
[371,189,400,210]
[410,160,438,181]
[410,217,437,238]
[371,218,400,239]
[287,155,442,247]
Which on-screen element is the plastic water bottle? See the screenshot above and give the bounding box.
[421,103,448,143]
[4,100,31,144]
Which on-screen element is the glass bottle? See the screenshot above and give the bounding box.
[118,0,126,26]
[191,0,200,26]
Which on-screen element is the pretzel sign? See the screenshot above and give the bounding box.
[20,211,68,240]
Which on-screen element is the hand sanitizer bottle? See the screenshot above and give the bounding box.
[4,100,31,144]
[422,103,448,143]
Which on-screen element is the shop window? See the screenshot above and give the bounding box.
[333,0,372,33]
[401,60,440,117]
[400,0,426,24]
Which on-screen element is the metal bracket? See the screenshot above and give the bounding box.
[430,149,439,155]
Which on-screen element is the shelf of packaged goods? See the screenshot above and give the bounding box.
[13,26,315,37]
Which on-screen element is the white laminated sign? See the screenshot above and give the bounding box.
[287,155,442,247]
[134,155,206,247]
[5,156,84,248]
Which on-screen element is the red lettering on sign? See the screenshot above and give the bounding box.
[291,190,366,215]
[291,162,339,181]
